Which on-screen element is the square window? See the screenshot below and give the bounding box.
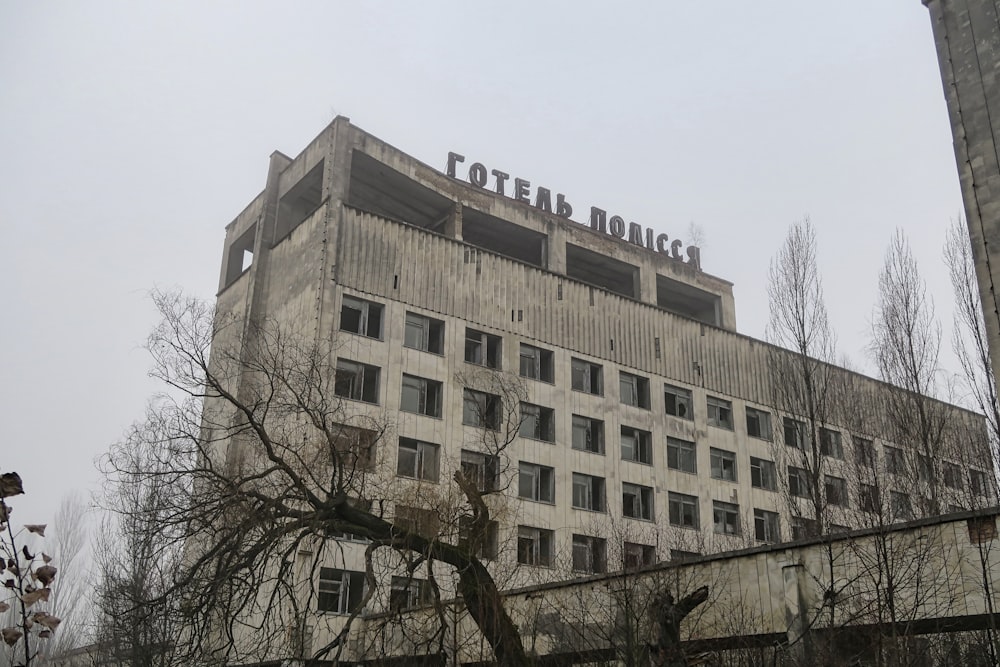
[884,446,905,475]
[572,534,607,574]
[746,407,772,440]
[621,426,652,464]
[572,473,606,512]
[668,492,699,529]
[400,374,442,417]
[664,384,693,420]
[622,483,654,520]
[332,424,377,471]
[825,475,848,507]
[458,517,499,560]
[820,428,843,459]
[394,505,440,539]
[890,491,913,521]
[860,484,879,513]
[788,466,811,498]
[750,457,777,491]
[465,328,501,368]
[623,541,656,569]
[396,438,440,482]
[619,372,651,409]
[334,360,380,404]
[783,417,807,450]
[571,358,603,395]
[710,447,737,482]
[339,296,383,339]
[389,576,431,611]
[404,312,444,354]
[791,516,817,540]
[713,501,740,536]
[944,462,964,491]
[572,415,605,454]
[707,396,733,430]
[519,403,555,442]
[318,568,365,614]
[463,389,501,430]
[855,438,876,468]
[518,462,555,503]
[517,525,553,566]
[667,437,697,474]
[460,450,499,493]
[753,509,780,543]
[519,344,554,382]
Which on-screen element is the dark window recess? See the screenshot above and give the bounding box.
[746,407,772,440]
[275,160,324,242]
[784,418,807,450]
[404,313,444,354]
[463,389,501,430]
[572,534,607,574]
[400,375,442,417]
[713,501,740,536]
[668,492,699,529]
[334,360,380,404]
[572,473,606,512]
[566,242,638,299]
[624,542,656,569]
[667,437,697,474]
[619,372,651,409]
[459,517,499,560]
[519,403,555,442]
[347,151,454,230]
[389,576,432,611]
[656,273,721,326]
[339,296,384,339]
[465,328,501,368]
[318,567,365,614]
[519,344,554,382]
[518,462,555,503]
[224,223,257,287]
[396,438,440,482]
[622,483,654,520]
[750,457,777,491]
[462,206,546,267]
[517,526,553,566]
[332,424,378,471]
[621,426,652,464]
[461,450,499,493]
[664,385,693,420]
[706,396,733,429]
[571,358,603,395]
[572,415,605,454]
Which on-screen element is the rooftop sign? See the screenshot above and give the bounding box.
[447,152,701,270]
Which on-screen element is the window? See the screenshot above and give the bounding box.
[855,438,876,468]
[621,426,652,465]
[671,549,699,561]
[860,484,879,513]
[753,509,780,543]
[572,534,607,574]
[571,358,602,395]
[400,374,442,417]
[572,415,604,454]
[788,466,810,498]
[668,492,699,529]
[396,438,439,482]
[971,469,988,496]
[465,328,501,368]
[518,462,555,503]
[791,517,817,540]
[750,457,777,491]
[394,505,440,538]
[667,437,697,474]
[389,576,431,611]
[710,448,737,482]
[918,455,934,484]
[825,475,848,507]
[944,463,964,490]
[619,372,650,409]
[334,360,380,404]
[519,403,555,442]
[623,542,656,569]
[664,384,693,420]
[745,407,772,440]
[404,312,444,354]
[622,483,654,520]
[706,396,733,430]
[784,418,807,450]
[463,389,500,430]
[517,526,553,566]
[884,445,905,475]
[519,343,554,382]
[572,473,606,512]
[459,517,499,559]
[713,501,740,535]
[820,428,843,459]
[890,491,913,521]
[461,450,499,493]
[332,424,377,471]
[339,296,383,339]
[318,568,365,614]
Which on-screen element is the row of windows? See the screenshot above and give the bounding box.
[318,568,431,614]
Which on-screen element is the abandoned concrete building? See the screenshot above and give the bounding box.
[212,116,995,661]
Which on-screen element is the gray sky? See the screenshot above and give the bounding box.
[0,1,968,525]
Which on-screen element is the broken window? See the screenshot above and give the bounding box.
[890,491,913,521]
[571,358,603,395]
[620,426,652,465]
[332,424,377,471]
[710,447,737,482]
[746,407,772,440]
[518,462,555,503]
[339,296,384,339]
[389,576,432,611]
[860,484,879,513]
[517,526,553,566]
[668,492,699,529]
[465,328,501,368]
[399,374,442,417]
[750,457,776,491]
[572,473,606,512]
[571,534,607,574]
[460,450,499,493]
[519,343,554,382]
[753,509,780,543]
[713,501,741,536]
[462,389,501,430]
[622,483,654,521]
[667,437,697,474]
[404,312,444,354]
[791,516,818,540]
[664,384,693,420]
[825,475,848,507]
[820,428,844,459]
[784,417,808,450]
[855,437,876,468]
[619,371,651,409]
[458,517,499,560]
[944,462,964,490]
[623,542,656,569]
[394,505,440,539]
[788,466,811,498]
[706,396,733,430]
[396,438,439,482]
[318,568,365,615]
[884,445,905,475]
[334,360,380,404]
[572,415,604,454]
[519,403,555,442]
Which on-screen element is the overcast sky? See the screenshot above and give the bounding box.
[0,2,970,525]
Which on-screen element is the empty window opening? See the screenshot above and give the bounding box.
[566,243,639,299]
[347,151,453,229]
[465,328,502,368]
[519,403,555,442]
[664,384,693,420]
[519,343,554,382]
[404,312,445,354]
[619,371,651,409]
[621,426,652,465]
[275,160,324,243]
[571,358,603,395]
[224,224,257,287]
[463,389,501,430]
[655,274,721,327]
[572,534,607,574]
[622,483,654,521]
[517,526,554,566]
[462,207,546,267]
[334,360,380,404]
[339,296,384,339]
[572,473,606,512]
[400,374,443,417]
[572,415,605,455]
[519,462,555,503]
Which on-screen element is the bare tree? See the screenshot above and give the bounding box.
[43,494,89,659]
[101,291,535,667]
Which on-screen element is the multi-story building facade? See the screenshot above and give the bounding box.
[212,117,993,652]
